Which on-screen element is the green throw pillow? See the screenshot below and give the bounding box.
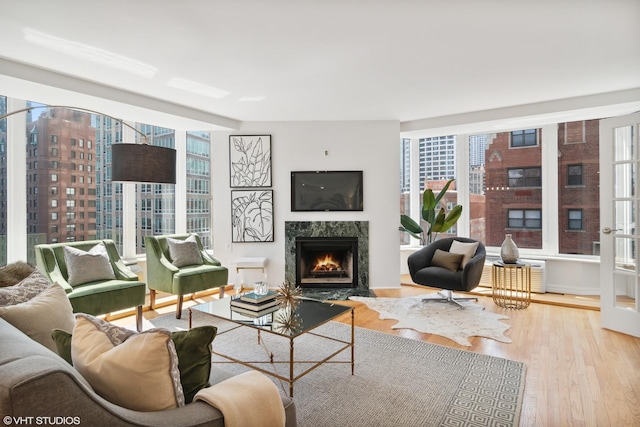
[51,325,217,404]
[172,326,217,403]
[51,328,73,365]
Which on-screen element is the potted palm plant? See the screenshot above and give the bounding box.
[399,179,463,245]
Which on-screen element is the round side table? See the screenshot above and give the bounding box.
[492,261,531,309]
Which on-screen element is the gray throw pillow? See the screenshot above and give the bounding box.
[167,235,203,268]
[0,270,51,306]
[431,249,464,272]
[64,243,116,287]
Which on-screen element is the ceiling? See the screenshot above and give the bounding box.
[1,0,639,133]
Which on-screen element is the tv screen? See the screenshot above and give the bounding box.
[291,171,363,212]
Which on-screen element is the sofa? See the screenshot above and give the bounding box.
[34,239,146,330]
[0,316,297,426]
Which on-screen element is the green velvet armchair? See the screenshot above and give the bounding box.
[34,239,146,331]
[144,234,229,319]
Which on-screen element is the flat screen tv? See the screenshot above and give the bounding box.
[291,171,364,212]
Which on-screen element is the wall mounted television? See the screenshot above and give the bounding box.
[291,171,364,212]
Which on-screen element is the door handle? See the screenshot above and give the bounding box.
[602,227,622,235]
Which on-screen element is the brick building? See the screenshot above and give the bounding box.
[557,120,600,254]
[27,107,97,243]
[484,121,600,254]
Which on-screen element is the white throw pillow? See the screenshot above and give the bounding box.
[72,314,185,412]
[167,235,203,268]
[0,282,75,352]
[64,243,116,287]
[449,240,480,269]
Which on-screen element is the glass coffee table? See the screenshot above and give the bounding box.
[188,296,354,397]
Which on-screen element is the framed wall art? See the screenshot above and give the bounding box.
[229,135,272,188]
[231,189,274,243]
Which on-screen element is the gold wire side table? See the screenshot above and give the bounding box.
[492,261,531,309]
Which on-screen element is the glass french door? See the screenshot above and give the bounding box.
[599,112,640,337]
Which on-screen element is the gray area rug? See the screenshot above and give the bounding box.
[151,312,526,427]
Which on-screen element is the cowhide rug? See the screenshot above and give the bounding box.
[349,293,512,346]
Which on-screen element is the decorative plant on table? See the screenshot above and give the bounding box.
[399,178,463,245]
[274,281,303,334]
[275,281,302,310]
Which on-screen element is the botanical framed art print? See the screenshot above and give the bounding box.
[231,189,274,243]
[229,135,272,188]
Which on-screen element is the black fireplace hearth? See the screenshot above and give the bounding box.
[295,237,358,288]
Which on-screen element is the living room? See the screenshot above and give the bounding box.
[1,1,640,426]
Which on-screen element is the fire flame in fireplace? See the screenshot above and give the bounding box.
[312,253,341,271]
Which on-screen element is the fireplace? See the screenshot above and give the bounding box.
[295,237,358,288]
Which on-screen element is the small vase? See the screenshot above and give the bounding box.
[500,234,519,263]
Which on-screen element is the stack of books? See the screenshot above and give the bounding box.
[230,290,279,317]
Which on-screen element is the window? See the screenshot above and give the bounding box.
[51,212,58,220]
[568,209,583,230]
[51,148,58,156]
[508,167,542,187]
[51,174,58,182]
[511,129,538,147]
[51,135,58,144]
[51,199,58,207]
[568,164,583,186]
[508,209,542,229]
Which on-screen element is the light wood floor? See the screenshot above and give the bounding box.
[113,285,640,427]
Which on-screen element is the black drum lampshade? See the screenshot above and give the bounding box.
[111,143,177,184]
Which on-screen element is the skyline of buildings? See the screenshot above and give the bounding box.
[0,102,212,263]
[400,122,600,255]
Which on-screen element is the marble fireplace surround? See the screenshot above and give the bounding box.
[284,221,369,290]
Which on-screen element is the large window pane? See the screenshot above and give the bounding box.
[399,138,411,244]
[557,120,600,255]
[186,130,212,249]
[134,125,176,254]
[26,104,97,260]
[468,134,487,242]
[483,128,542,249]
[419,135,458,242]
[95,115,123,250]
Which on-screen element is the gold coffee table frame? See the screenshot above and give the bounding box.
[189,298,354,397]
[492,262,531,309]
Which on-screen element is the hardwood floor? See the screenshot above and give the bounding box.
[114,285,640,427]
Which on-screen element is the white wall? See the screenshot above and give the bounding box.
[211,121,401,289]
